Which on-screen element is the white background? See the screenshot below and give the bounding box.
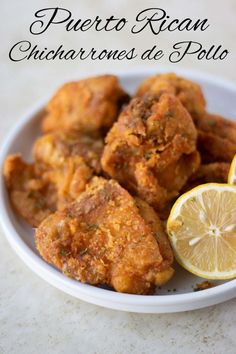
[0,1,235,353]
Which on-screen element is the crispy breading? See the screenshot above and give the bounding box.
[101,94,200,211]
[155,162,230,220]
[4,155,57,227]
[182,162,230,192]
[136,73,206,120]
[33,132,103,174]
[42,75,129,135]
[33,132,104,208]
[4,133,104,226]
[196,113,236,163]
[134,197,173,277]
[35,177,174,294]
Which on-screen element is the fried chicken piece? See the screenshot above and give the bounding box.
[101,94,200,211]
[35,177,174,294]
[4,132,104,226]
[151,162,229,219]
[42,75,129,135]
[33,132,104,208]
[182,162,230,192]
[134,198,173,281]
[136,73,206,120]
[4,155,57,227]
[196,113,236,163]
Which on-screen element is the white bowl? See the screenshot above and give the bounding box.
[0,68,236,313]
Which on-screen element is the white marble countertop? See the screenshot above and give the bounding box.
[0,1,236,353]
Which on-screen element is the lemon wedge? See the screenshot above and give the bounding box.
[228,154,236,185]
[167,183,236,279]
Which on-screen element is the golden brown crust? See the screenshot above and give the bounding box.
[136,73,206,120]
[101,93,200,211]
[33,132,103,173]
[35,177,174,294]
[196,113,236,163]
[33,132,104,208]
[4,155,57,227]
[42,75,129,135]
[4,132,104,226]
[134,197,174,272]
[182,162,230,192]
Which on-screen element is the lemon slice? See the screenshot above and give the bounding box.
[228,154,236,185]
[167,183,236,279]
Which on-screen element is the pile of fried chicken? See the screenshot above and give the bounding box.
[4,73,236,295]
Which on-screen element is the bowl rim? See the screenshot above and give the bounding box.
[0,67,236,310]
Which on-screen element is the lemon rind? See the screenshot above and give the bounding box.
[228,154,236,185]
